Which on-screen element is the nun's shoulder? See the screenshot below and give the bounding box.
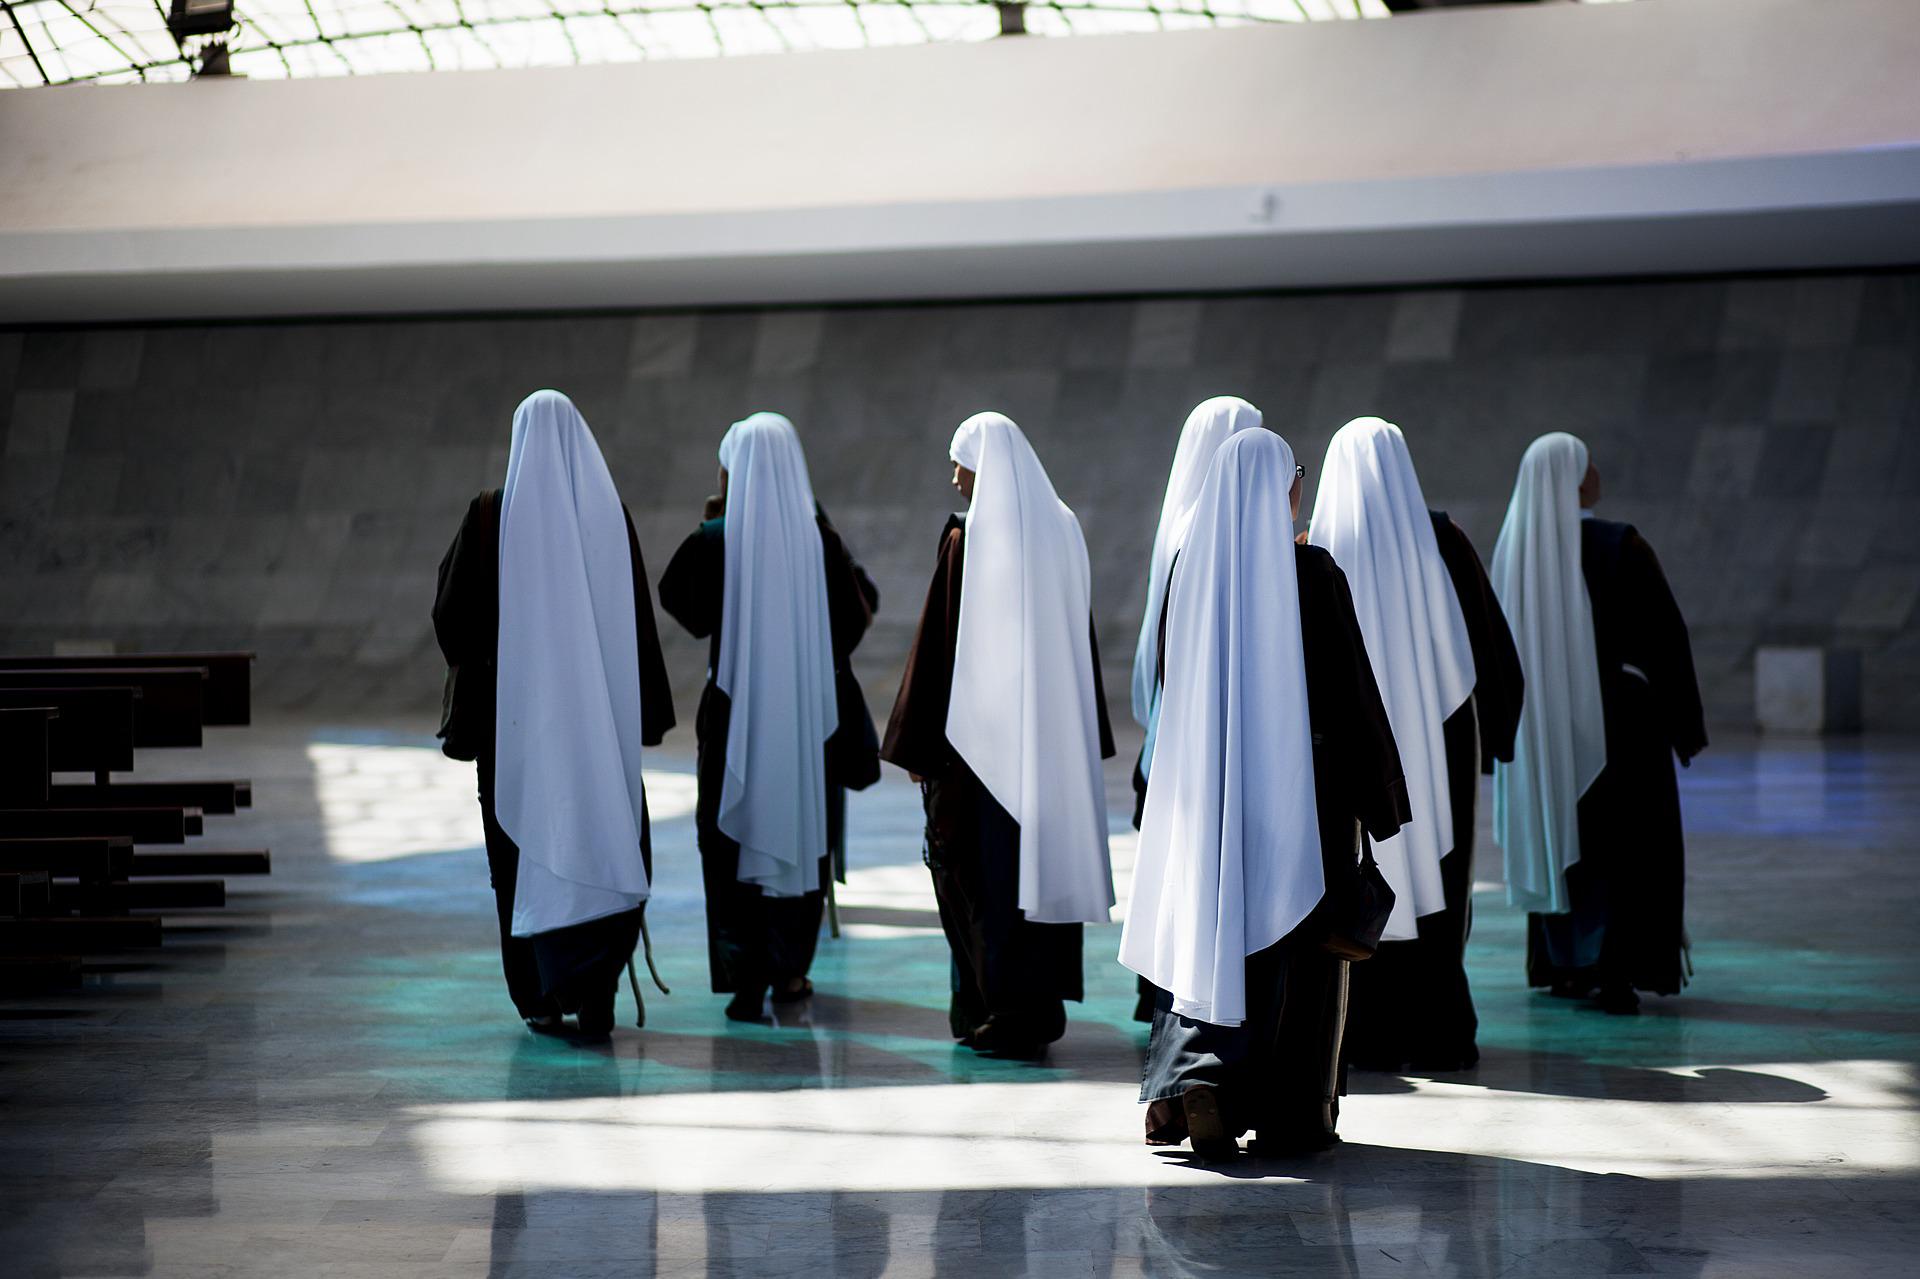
[1580,516,1638,553]
[1428,508,1479,555]
[1294,542,1354,602]
[1294,541,1340,577]
[665,517,723,569]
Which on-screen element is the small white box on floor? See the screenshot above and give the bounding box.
[1755,645,1861,735]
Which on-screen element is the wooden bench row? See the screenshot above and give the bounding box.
[0,653,265,992]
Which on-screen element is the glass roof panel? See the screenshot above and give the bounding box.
[0,1,1629,90]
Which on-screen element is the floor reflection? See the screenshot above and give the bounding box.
[1,724,1917,1276]
[449,1158,1916,1277]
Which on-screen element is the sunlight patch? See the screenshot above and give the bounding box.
[309,741,698,863]
[836,826,1138,924]
[405,1060,1919,1195]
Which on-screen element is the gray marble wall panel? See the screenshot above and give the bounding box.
[3,268,1917,729]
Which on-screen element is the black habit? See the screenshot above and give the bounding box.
[657,508,878,1003]
[880,514,1117,1051]
[1138,544,1409,1150]
[432,489,676,1026]
[1343,511,1525,1072]
[1528,517,1707,999]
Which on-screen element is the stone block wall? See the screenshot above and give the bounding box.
[3,268,1916,730]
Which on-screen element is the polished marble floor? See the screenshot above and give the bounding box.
[3,718,1917,1277]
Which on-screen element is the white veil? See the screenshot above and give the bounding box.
[494,390,650,937]
[947,412,1115,925]
[715,412,838,898]
[1130,396,1265,779]
[1490,431,1606,913]
[1119,429,1323,1027]
[1308,417,1475,939]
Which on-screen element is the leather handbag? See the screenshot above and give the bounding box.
[437,662,490,762]
[436,489,498,763]
[1319,821,1397,961]
[825,668,881,791]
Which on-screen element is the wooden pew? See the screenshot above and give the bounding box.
[0,652,252,726]
[0,837,273,882]
[0,668,205,749]
[131,850,271,877]
[50,880,226,912]
[0,706,56,806]
[0,807,203,843]
[0,651,260,979]
[0,687,135,773]
[0,916,162,951]
[0,955,82,992]
[49,780,250,815]
[0,837,130,883]
[0,870,51,917]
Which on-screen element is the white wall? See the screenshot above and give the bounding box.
[2,0,1917,321]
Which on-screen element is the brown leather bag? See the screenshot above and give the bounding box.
[436,489,498,762]
[1319,820,1397,961]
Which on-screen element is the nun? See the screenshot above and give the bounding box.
[1121,428,1407,1159]
[881,412,1117,1059]
[1126,395,1266,1021]
[1493,433,1706,1015]
[658,413,878,1023]
[432,390,676,1039]
[1130,396,1267,825]
[1308,417,1524,1073]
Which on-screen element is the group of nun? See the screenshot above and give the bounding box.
[430,387,1705,1160]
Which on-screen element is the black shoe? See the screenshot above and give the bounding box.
[575,989,617,1039]
[770,978,814,1005]
[1548,978,1599,999]
[1596,984,1641,1015]
[1181,1086,1237,1162]
[524,1015,569,1038]
[725,989,769,1023]
[968,1016,1046,1060]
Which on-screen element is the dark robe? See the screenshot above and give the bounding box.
[1344,511,1525,1072]
[880,514,1118,1048]
[1138,544,1409,1148]
[432,489,676,1023]
[1528,517,1707,997]
[657,508,877,998]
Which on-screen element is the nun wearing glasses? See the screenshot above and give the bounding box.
[1124,396,1268,1021]
[1121,428,1407,1160]
[659,413,879,1024]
